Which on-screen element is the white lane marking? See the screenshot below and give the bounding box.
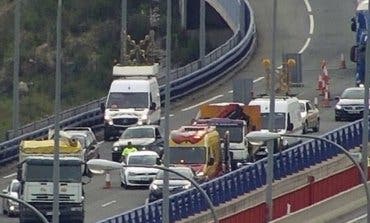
[309,15,314,34]
[253,77,265,83]
[181,95,224,112]
[227,77,265,94]
[346,214,366,223]
[160,114,174,119]
[3,173,17,179]
[102,200,116,207]
[304,0,312,12]
[298,37,311,54]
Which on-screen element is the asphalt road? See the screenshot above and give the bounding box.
[0,0,359,222]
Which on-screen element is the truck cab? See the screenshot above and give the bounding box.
[168,126,225,180]
[102,64,161,141]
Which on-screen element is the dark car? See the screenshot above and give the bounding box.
[148,166,198,202]
[2,179,20,217]
[335,87,369,121]
[62,127,101,161]
[112,125,164,162]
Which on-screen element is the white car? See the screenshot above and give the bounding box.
[299,99,320,134]
[2,179,20,217]
[120,151,160,189]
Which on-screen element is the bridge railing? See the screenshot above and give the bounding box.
[96,117,364,223]
[0,0,255,166]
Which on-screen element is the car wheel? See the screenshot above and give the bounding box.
[2,207,7,215]
[104,129,111,141]
[302,122,307,134]
[335,116,340,121]
[313,119,320,132]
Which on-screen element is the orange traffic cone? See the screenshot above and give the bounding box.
[103,172,111,189]
[321,84,331,108]
[340,53,346,69]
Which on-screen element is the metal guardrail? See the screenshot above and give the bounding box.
[0,0,254,166]
[96,114,364,223]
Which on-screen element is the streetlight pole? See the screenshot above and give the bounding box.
[199,0,206,65]
[363,4,370,223]
[266,0,278,221]
[0,193,49,223]
[246,131,370,223]
[120,0,127,64]
[53,0,62,222]
[12,0,21,135]
[163,0,172,222]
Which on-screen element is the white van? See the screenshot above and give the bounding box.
[248,96,303,150]
[102,64,161,141]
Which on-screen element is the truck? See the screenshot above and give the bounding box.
[193,103,261,169]
[17,138,89,223]
[350,0,368,86]
[101,64,161,141]
[168,125,230,180]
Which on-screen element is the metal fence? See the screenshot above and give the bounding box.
[96,116,364,223]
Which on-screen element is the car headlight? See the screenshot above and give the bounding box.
[196,172,204,177]
[104,115,113,124]
[128,171,137,176]
[335,104,342,110]
[182,183,192,190]
[8,200,18,206]
[113,147,119,152]
[71,207,83,212]
[150,184,158,190]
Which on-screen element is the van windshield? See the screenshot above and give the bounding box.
[107,92,148,109]
[260,112,286,130]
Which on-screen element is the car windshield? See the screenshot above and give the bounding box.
[169,147,206,164]
[127,154,157,165]
[120,128,154,139]
[156,168,194,180]
[107,92,148,109]
[25,164,81,182]
[341,88,366,99]
[215,125,243,143]
[11,182,20,192]
[260,112,286,130]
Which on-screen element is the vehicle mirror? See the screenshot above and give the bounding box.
[334,96,340,100]
[287,123,294,131]
[83,164,93,178]
[150,102,156,110]
[156,158,162,165]
[207,157,215,166]
[351,17,357,32]
[350,45,358,62]
[100,102,105,112]
[2,189,7,194]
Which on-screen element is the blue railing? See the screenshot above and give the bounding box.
[0,0,255,166]
[96,119,364,223]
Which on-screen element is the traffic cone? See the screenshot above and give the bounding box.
[103,172,111,189]
[340,53,346,69]
[314,97,318,107]
[321,85,331,108]
[317,73,324,91]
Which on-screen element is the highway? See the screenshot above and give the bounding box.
[0,0,358,222]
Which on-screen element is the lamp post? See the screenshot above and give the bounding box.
[246,130,370,222]
[86,159,218,223]
[0,193,48,223]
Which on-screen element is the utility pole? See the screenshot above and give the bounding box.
[12,0,21,135]
[199,0,206,65]
[53,0,62,222]
[120,0,127,64]
[163,0,171,222]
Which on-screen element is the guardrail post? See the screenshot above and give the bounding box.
[273,155,280,180]
[279,153,287,178]
[302,145,309,168]
[248,167,257,191]
[147,205,154,223]
[254,164,262,187]
[291,150,299,173]
[260,162,267,185]
[308,142,316,166]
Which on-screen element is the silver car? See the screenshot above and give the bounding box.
[2,179,20,217]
